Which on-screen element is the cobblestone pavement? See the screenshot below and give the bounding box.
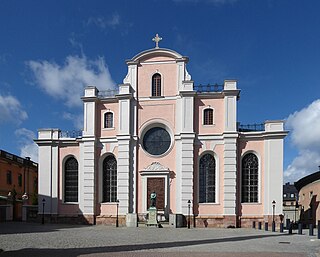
[0,222,319,257]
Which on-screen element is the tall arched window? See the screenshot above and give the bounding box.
[199,153,216,203]
[64,157,78,202]
[152,73,161,97]
[104,112,113,128]
[241,153,259,203]
[103,155,117,202]
[204,108,213,125]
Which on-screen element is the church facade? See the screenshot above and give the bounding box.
[36,38,288,227]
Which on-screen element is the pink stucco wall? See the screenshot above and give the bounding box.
[137,61,178,97]
[238,139,265,216]
[97,102,119,138]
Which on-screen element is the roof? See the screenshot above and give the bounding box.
[126,48,188,64]
[294,171,320,192]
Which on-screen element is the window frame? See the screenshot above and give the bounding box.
[102,155,117,203]
[7,171,12,185]
[203,107,214,126]
[241,152,259,203]
[63,156,79,203]
[104,111,114,129]
[151,73,162,97]
[199,153,216,203]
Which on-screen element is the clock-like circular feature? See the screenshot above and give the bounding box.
[142,127,171,156]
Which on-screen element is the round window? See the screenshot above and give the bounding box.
[142,127,171,156]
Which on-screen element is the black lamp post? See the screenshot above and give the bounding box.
[116,199,119,227]
[272,200,276,232]
[42,198,46,225]
[187,200,191,229]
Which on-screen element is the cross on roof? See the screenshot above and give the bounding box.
[152,34,162,48]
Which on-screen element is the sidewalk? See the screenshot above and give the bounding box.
[0,222,319,257]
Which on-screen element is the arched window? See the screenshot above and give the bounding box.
[199,153,216,203]
[64,157,78,202]
[152,73,161,97]
[103,155,117,202]
[203,108,214,125]
[104,112,113,128]
[241,153,258,203]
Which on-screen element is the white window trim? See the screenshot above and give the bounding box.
[62,155,79,204]
[150,71,164,97]
[202,107,215,126]
[103,110,115,129]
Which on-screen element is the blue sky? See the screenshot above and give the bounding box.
[1,0,320,182]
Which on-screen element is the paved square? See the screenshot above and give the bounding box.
[0,222,319,257]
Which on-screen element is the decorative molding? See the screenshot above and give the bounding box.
[143,162,169,172]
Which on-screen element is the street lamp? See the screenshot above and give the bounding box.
[42,198,46,225]
[187,200,191,229]
[116,199,119,227]
[272,200,276,232]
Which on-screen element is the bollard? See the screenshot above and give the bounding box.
[272,221,276,232]
[252,221,256,229]
[309,224,314,236]
[258,221,262,230]
[286,219,290,230]
[318,221,320,239]
[288,222,293,234]
[298,223,302,235]
[265,222,268,231]
[280,223,284,233]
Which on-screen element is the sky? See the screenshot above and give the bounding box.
[0,0,320,183]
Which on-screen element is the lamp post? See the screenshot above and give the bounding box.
[42,198,46,225]
[272,200,276,232]
[187,200,191,229]
[116,199,119,227]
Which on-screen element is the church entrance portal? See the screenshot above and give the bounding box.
[147,178,165,210]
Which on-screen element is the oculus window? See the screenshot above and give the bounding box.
[142,127,171,156]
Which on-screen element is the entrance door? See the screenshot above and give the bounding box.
[147,178,165,210]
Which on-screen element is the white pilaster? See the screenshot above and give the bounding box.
[36,129,59,214]
[264,121,286,216]
[80,139,96,215]
[116,84,133,215]
[223,80,238,132]
[223,134,238,215]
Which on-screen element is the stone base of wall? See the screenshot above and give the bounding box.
[195,215,237,228]
[95,215,126,226]
[37,214,96,225]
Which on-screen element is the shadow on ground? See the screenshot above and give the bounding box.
[0,233,289,257]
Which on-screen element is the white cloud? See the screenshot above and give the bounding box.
[27,55,115,107]
[87,13,120,30]
[0,94,28,124]
[15,128,38,162]
[284,99,320,182]
[62,112,83,130]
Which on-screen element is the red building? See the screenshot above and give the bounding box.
[0,149,38,220]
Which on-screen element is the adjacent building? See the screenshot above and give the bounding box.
[35,37,288,227]
[0,149,38,221]
[295,168,320,227]
[283,182,299,222]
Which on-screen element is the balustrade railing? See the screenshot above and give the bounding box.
[194,83,224,93]
[238,123,265,132]
[59,130,82,138]
[98,89,118,98]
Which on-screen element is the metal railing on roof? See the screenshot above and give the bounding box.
[194,83,224,93]
[97,89,118,98]
[59,130,82,138]
[237,123,265,132]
